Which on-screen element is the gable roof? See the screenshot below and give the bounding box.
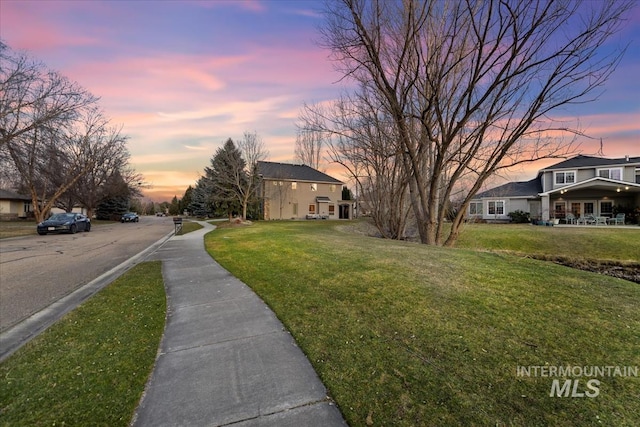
[474,177,542,199]
[540,176,640,196]
[542,154,640,170]
[257,161,343,184]
[0,189,31,201]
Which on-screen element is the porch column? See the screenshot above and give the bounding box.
[541,195,550,221]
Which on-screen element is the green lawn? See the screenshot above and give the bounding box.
[0,262,166,426]
[205,220,640,426]
[1,220,637,426]
[455,223,640,263]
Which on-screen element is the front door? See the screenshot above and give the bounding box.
[570,202,581,217]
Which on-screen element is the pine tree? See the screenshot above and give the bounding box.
[205,138,246,219]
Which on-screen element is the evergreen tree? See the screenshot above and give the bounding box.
[169,195,181,215]
[189,177,211,217]
[206,138,245,219]
[181,186,193,215]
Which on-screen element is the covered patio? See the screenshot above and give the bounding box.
[539,177,640,224]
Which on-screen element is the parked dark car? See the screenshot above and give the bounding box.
[37,213,91,235]
[121,212,139,223]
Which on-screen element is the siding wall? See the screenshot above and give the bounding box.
[262,179,341,220]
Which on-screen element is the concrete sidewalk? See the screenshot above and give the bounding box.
[132,221,347,426]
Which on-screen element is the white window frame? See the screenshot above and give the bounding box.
[599,200,614,216]
[469,201,483,215]
[311,183,317,191]
[554,170,576,185]
[597,167,622,181]
[487,200,505,216]
[291,182,297,190]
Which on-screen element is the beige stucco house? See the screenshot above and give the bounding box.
[468,155,640,223]
[0,189,33,220]
[257,161,352,220]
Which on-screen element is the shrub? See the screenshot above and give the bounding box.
[507,210,530,223]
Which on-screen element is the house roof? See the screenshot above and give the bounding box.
[0,189,31,201]
[474,177,542,199]
[540,176,640,196]
[542,154,640,171]
[257,161,343,184]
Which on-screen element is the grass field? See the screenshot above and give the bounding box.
[205,220,640,426]
[1,220,637,426]
[0,262,166,426]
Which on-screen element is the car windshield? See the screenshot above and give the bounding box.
[49,213,74,221]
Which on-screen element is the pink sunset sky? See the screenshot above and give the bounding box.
[2,0,639,201]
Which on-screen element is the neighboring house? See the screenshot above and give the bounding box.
[50,206,88,215]
[469,155,640,222]
[257,161,352,220]
[0,189,33,220]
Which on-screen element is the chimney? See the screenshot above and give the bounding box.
[626,155,630,162]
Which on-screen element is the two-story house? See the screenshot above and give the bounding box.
[468,155,640,223]
[257,161,352,220]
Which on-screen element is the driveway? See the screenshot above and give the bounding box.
[0,215,173,333]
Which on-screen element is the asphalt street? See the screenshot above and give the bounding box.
[0,215,173,333]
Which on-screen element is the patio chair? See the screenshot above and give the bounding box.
[610,213,625,225]
[565,213,577,224]
[595,216,607,226]
[577,214,596,225]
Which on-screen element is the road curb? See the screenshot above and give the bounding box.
[0,230,174,363]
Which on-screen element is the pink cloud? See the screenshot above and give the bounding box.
[1,1,112,51]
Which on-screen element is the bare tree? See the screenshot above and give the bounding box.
[303,89,412,238]
[295,107,328,170]
[11,105,127,221]
[58,123,134,218]
[0,42,97,148]
[319,0,633,245]
[238,131,269,219]
[1,43,134,221]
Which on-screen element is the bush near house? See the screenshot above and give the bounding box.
[507,210,531,223]
[613,205,639,225]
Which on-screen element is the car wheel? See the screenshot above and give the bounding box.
[135,218,139,222]
[70,224,77,234]
[85,223,91,232]
[37,231,46,235]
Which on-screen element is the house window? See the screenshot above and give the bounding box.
[311,183,317,191]
[597,168,622,180]
[571,203,581,217]
[554,202,566,218]
[600,201,613,216]
[330,184,336,192]
[584,202,594,215]
[554,171,576,185]
[469,201,483,215]
[636,168,640,184]
[308,204,315,213]
[23,201,32,213]
[293,203,298,215]
[292,182,297,190]
[488,200,504,215]
[329,204,335,215]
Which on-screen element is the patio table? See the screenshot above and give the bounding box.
[595,216,607,225]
